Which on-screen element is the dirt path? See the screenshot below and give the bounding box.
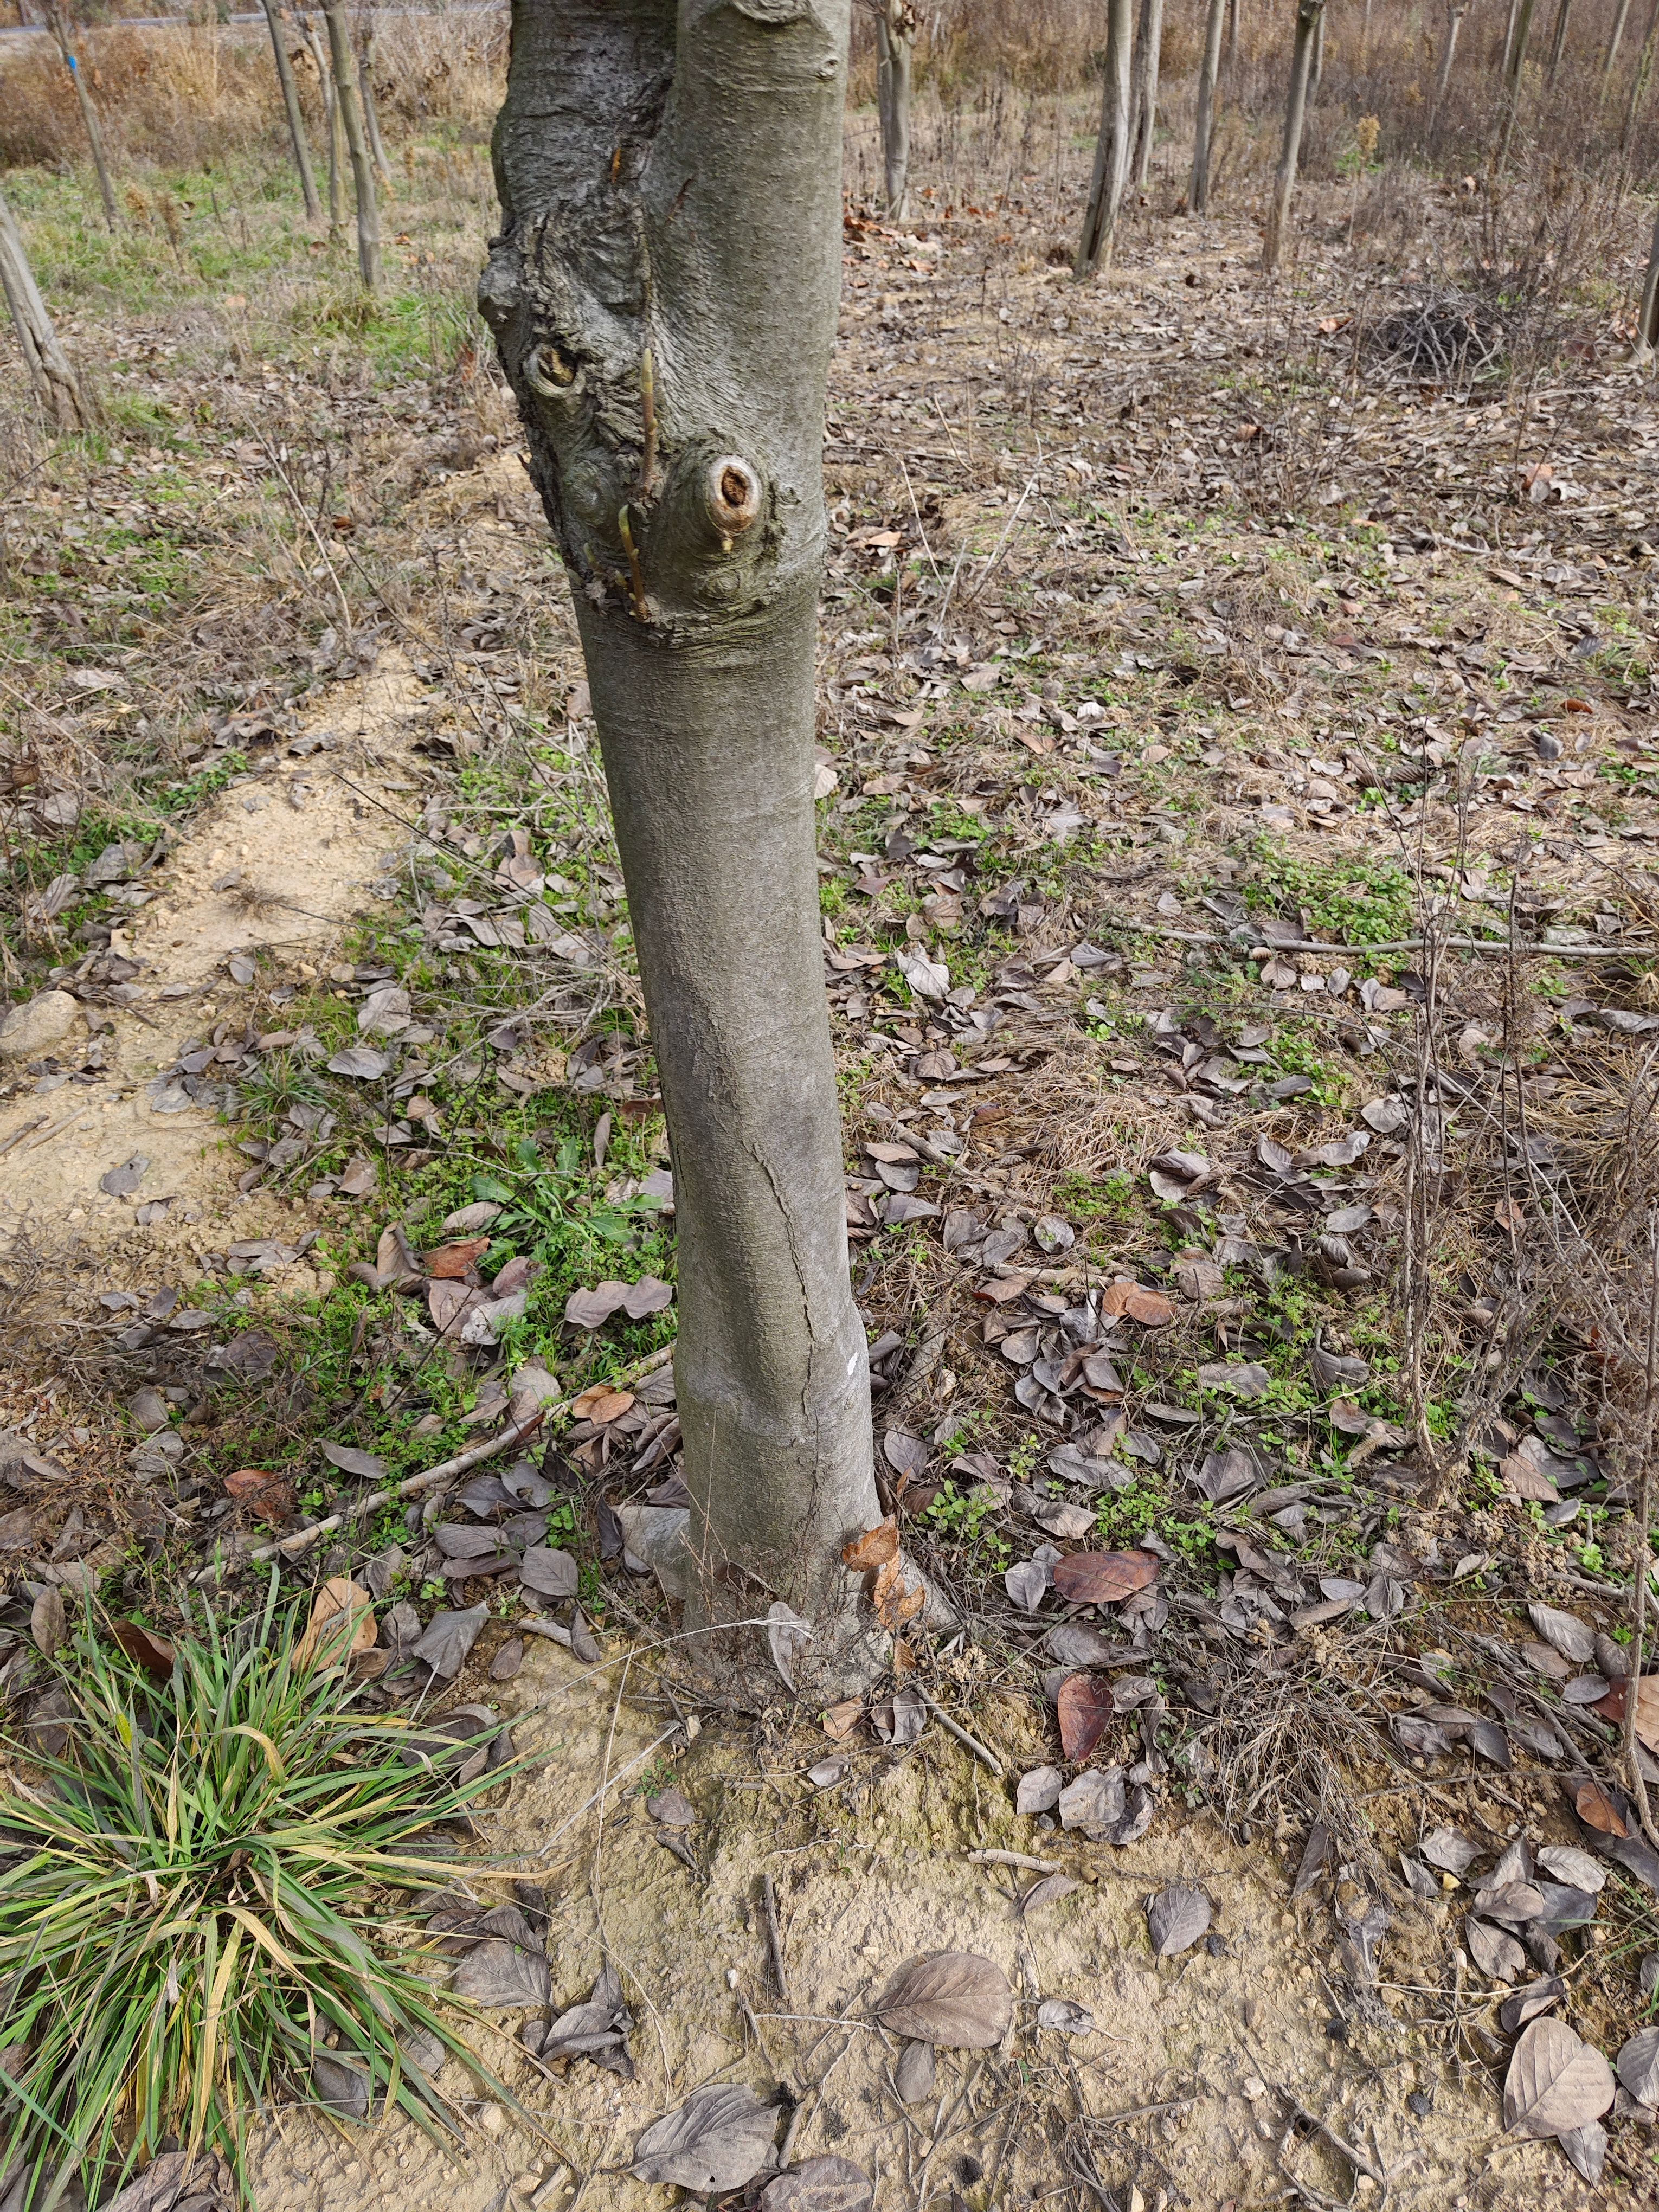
[0,651,431,1275]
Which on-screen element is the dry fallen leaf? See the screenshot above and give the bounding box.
[631,2085,780,2190]
[1573,1778,1629,1836]
[1590,1673,1659,1751]
[872,1951,1013,2048]
[1147,1881,1212,1958]
[872,1555,924,1632]
[760,2157,874,2212]
[1051,1550,1159,1605]
[1502,2016,1613,2138]
[426,1234,492,1279]
[821,1697,864,1740]
[223,1468,294,1522]
[1099,1280,1175,1327]
[30,1586,66,1660]
[110,1618,176,1678]
[571,1386,636,1426]
[1056,1673,1115,1763]
[841,1517,899,1569]
[294,1577,375,1670]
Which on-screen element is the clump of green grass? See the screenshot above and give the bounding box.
[0,1582,520,2208]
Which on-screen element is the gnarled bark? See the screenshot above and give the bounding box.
[874,0,918,218]
[320,0,380,291]
[481,0,885,1690]
[1076,0,1134,276]
[1190,0,1227,211]
[0,187,86,430]
[1263,0,1324,273]
[259,0,323,222]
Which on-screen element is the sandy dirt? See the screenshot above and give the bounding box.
[243,1634,1576,2212]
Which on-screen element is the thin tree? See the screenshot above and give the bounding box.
[1620,0,1659,151]
[1495,0,1537,166]
[1429,0,1467,140]
[1636,198,1659,358]
[320,0,379,291]
[301,12,346,240]
[1546,0,1573,83]
[1605,0,1635,77]
[1130,0,1164,190]
[1076,0,1135,276]
[41,0,118,233]
[0,187,86,429]
[479,0,889,1684]
[358,20,394,191]
[1263,0,1325,273]
[1309,0,1325,93]
[873,0,918,218]
[1191,0,1228,210]
[258,0,322,223]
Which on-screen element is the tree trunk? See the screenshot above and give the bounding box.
[1496,0,1537,164]
[1500,0,1521,75]
[1429,0,1466,137]
[1606,0,1635,76]
[1636,197,1659,357]
[874,1,916,219]
[1308,0,1324,92]
[358,22,394,190]
[1191,0,1227,209]
[303,14,346,239]
[0,187,85,429]
[43,1,118,232]
[1263,0,1324,273]
[1546,0,1573,81]
[1130,0,1163,190]
[1621,0,1659,148]
[320,0,378,291]
[259,0,322,222]
[480,0,888,1689]
[1075,0,1135,276]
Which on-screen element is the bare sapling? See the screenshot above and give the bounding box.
[259,0,323,222]
[1546,0,1574,83]
[1191,0,1228,210]
[1495,0,1538,168]
[481,0,895,1692]
[358,22,395,191]
[1263,0,1326,273]
[320,0,380,292]
[1620,0,1659,152]
[874,0,918,218]
[1429,1,1467,142]
[0,188,87,430]
[301,13,346,240]
[1605,0,1635,76]
[1130,0,1164,190]
[42,0,118,234]
[1637,198,1659,357]
[1076,0,1135,276]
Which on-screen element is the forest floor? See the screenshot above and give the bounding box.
[4,88,1659,2212]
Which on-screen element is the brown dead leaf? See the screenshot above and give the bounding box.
[873,1555,925,1632]
[572,1386,635,1426]
[842,1517,899,1569]
[1573,1778,1629,1837]
[223,1468,295,1522]
[1056,1671,1115,1762]
[110,1618,176,1678]
[1099,1281,1175,1327]
[822,1697,864,1740]
[426,1236,491,1279]
[1592,1675,1659,1751]
[295,1577,376,1670]
[1051,1550,1160,1605]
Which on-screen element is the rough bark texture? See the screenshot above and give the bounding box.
[321,0,380,290]
[1263,0,1324,273]
[1190,0,1227,211]
[1130,0,1163,191]
[43,1,118,233]
[481,0,885,1685]
[875,1,917,218]
[1075,0,1134,277]
[260,0,323,222]
[1429,2,1466,139]
[0,188,85,429]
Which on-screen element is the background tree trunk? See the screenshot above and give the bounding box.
[1547,0,1574,82]
[1263,0,1324,272]
[1636,200,1659,357]
[1191,0,1227,210]
[259,0,322,222]
[1621,0,1659,150]
[1130,0,1163,190]
[43,0,118,232]
[1606,0,1635,76]
[0,187,85,428]
[1496,0,1536,165]
[1075,0,1135,276]
[481,0,886,1685]
[358,22,394,190]
[874,1,917,218]
[303,13,346,239]
[1429,0,1467,138]
[1308,0,1324,93]
[320,0,379,291]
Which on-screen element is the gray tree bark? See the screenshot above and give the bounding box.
[481,0,888,1689]
[43,0,118,233]
[303,13,346,239]
[1263,0,1324,273]
[1076,0,1135,276]
[1308,0,1324,92]
[1129,0,1163,190]
[358,22,395,190]
[874,0,917,218]
[1620,0,1659,149]
[1495,0,1536,165]
[0,187,85,429]
[259,0,323,222]
[1191,0,1227,210]
[1429,1,1466,139]
[1546,0,1573,82]
[1606,0,1635,77]
[1636,198,1659,358]
[320,0,380,291]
